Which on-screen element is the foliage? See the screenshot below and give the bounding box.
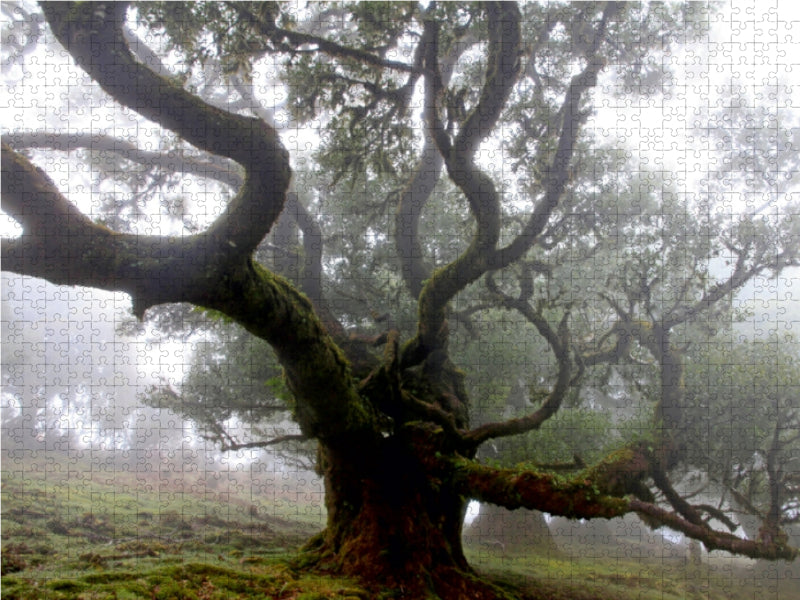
[3,1,800,594]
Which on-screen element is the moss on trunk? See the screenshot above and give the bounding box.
[297,423,516,599]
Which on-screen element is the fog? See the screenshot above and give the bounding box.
[2,3,800,596]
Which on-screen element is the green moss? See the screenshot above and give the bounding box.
[47,579,88,592]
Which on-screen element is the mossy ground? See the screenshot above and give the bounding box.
[2,453,798,599]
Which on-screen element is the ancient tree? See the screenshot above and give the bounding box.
[3,2,799,597]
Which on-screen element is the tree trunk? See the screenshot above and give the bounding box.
[301,426,509,599]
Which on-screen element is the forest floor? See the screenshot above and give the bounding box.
[2,452,798,600]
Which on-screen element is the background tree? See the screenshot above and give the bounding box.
[3,2,799,597]
[680,337,800,545]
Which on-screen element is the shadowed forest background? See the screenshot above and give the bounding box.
[2,1,800,598]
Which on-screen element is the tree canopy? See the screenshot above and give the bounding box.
[3,1,800,597]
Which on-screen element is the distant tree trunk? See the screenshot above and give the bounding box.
[548,515,616,555]
[465,504,561,556]
[686,538,704,599]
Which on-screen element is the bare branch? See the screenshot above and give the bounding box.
[463,277,572,446]
[5,130,242,188]
[629,498,797,560]
[494,2,622,269]
[219,434,309,452]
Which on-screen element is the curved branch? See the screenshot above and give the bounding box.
[421,10,451,160]
[578,322,634,368]
[5,129,350,341]
[2,145,377,447]
[463,281,572,446]
[393,30,470,299]
[494,2,621,269]
[6,131,242,188]
[5,1,291,311]
[403,2,522,368]
[629,498,797,561]
[3,3,380,451]
[451,2,521,158]
[39,2,291,259]
[198,262,378,447]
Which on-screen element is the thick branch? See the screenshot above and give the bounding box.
[1,143,176,308]
[451,452,798,561]
[393,30,469,299]
[4,1,290,314]
[452,2,521,157]
[403,2,521,367]
[39,2,291,258]
[198,261,378,446]
[421,11,451,160]
[651,464,705,526]
[394,138,442,299]
[449,454,636,520]
[406,3,618,368]
[4,4,379,450]
[2,145,377,445]
[5,128,337,336]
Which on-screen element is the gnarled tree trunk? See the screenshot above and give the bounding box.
[3,5,798,599]
[303,423,516,598]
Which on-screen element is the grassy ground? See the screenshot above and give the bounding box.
[465,548,800,600]
[2,452,798,599]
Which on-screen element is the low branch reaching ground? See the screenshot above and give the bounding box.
[629,499,797,561]
[450,450,798,561]
[449,455,632,520]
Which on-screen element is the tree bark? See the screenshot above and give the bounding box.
[4,4,798,595]
[305,424,511,599]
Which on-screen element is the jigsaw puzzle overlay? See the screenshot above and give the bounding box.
[2,2,799,599]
